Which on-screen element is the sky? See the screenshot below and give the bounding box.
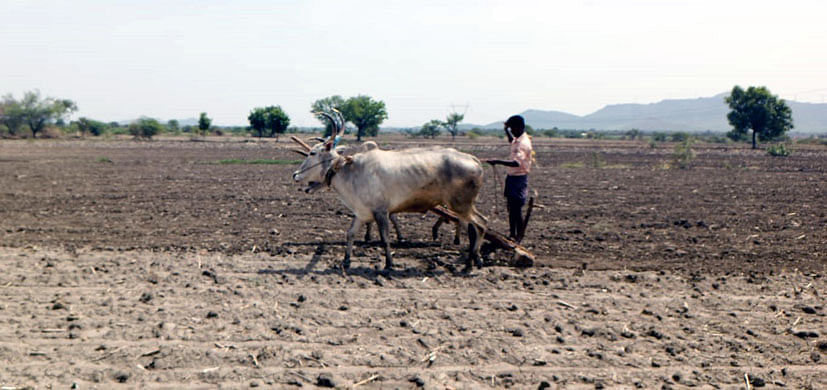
[1,0,826,127]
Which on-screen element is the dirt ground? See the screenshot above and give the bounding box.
[0,136,825,389]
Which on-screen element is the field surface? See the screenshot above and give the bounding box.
[0,136,825,389]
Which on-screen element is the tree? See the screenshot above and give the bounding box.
[167,119,180,133]
[76,117,108,136]
[21,91,77,138]
[311,95,346,137]
[247,106,290,139]
[129,118,163,139]
[0,95,24,136]
[198,112,212,137]
[419,119,442,139]
[341,95,387,141]
[1,90,76,138]
[725,86,793,149]
[442,112,464,141]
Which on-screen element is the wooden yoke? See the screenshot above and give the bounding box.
[430,206,535,268]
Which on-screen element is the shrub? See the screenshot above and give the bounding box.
[670,132,690,142]
[589,152,605,168]
[541,128,559,138]
[672,138,696,169]
[652,132,668,142]
[129,118,163,139]
[766,144,790,157]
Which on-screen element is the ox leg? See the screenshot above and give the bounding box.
[466,211,487,271]
[431,217,445,241]
[464,222,481,272]
[431,217,460,245]
[390,214,404,242]
[364,222,373,243]
[373,210,394,271]
[345,218,363,270]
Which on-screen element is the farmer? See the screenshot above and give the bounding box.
[486,115,533,240]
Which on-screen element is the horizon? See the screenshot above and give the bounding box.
[2,0,826,127]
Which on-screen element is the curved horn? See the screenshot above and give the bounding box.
[291,149,308,157]
[332,108,346,138]
[290,135,311,151]
[314,111,341,144]
[309,137,326,143]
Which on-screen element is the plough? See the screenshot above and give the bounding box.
[430,193,538,268]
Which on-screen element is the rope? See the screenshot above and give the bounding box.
[490,164,501,216]
[293,157,335,177]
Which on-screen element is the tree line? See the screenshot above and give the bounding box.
[0,86,798,150]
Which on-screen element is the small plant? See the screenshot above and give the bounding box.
[589,152,605,168]
[96,157,113,163]
[672,138,696,169]
[766,144,790,157]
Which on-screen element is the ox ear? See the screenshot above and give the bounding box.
[291,149,308,157]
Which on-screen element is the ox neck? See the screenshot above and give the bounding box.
[323,155,346,187]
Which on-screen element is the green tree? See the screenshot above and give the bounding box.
[167,119,180,134]
[311,95,346,137]
[247,106,290,139]
[1,90,76,138]
[0,95,25,136]
[725,86,793,149]
[76,117,108,136]
[419,119,442,139]
[198,112,212,137]
[341,95,387,141]
[442,112,464,141]
[129,118,163,139]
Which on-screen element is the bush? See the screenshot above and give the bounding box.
[670,132,690,142]
[541,128,559,138]
[129,118,163,139]
[766,144,790,157]
[672,138,696,169]
[652,132,668,142]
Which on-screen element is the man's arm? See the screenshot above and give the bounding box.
[485,159,519,167]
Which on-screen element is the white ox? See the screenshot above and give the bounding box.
[291,112,487,272]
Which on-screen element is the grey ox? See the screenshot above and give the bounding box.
[291,111,487,272]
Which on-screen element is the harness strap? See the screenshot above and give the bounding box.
[323,156,353,186]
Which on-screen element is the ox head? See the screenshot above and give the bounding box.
[291,109,346,193]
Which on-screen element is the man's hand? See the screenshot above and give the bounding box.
[485,159,498,166]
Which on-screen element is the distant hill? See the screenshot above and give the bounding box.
[480,94,827,133]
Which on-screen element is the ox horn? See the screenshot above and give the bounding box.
[290,135,311,151]
[314,111,341,145]
[332,108,346,138]
[291,149,308,157]
[309,137,326,143]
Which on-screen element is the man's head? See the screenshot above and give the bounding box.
[505,115,525,137]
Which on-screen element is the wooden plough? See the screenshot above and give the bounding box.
[430,196,537,268]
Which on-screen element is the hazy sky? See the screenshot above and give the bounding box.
[2,0,826,127]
